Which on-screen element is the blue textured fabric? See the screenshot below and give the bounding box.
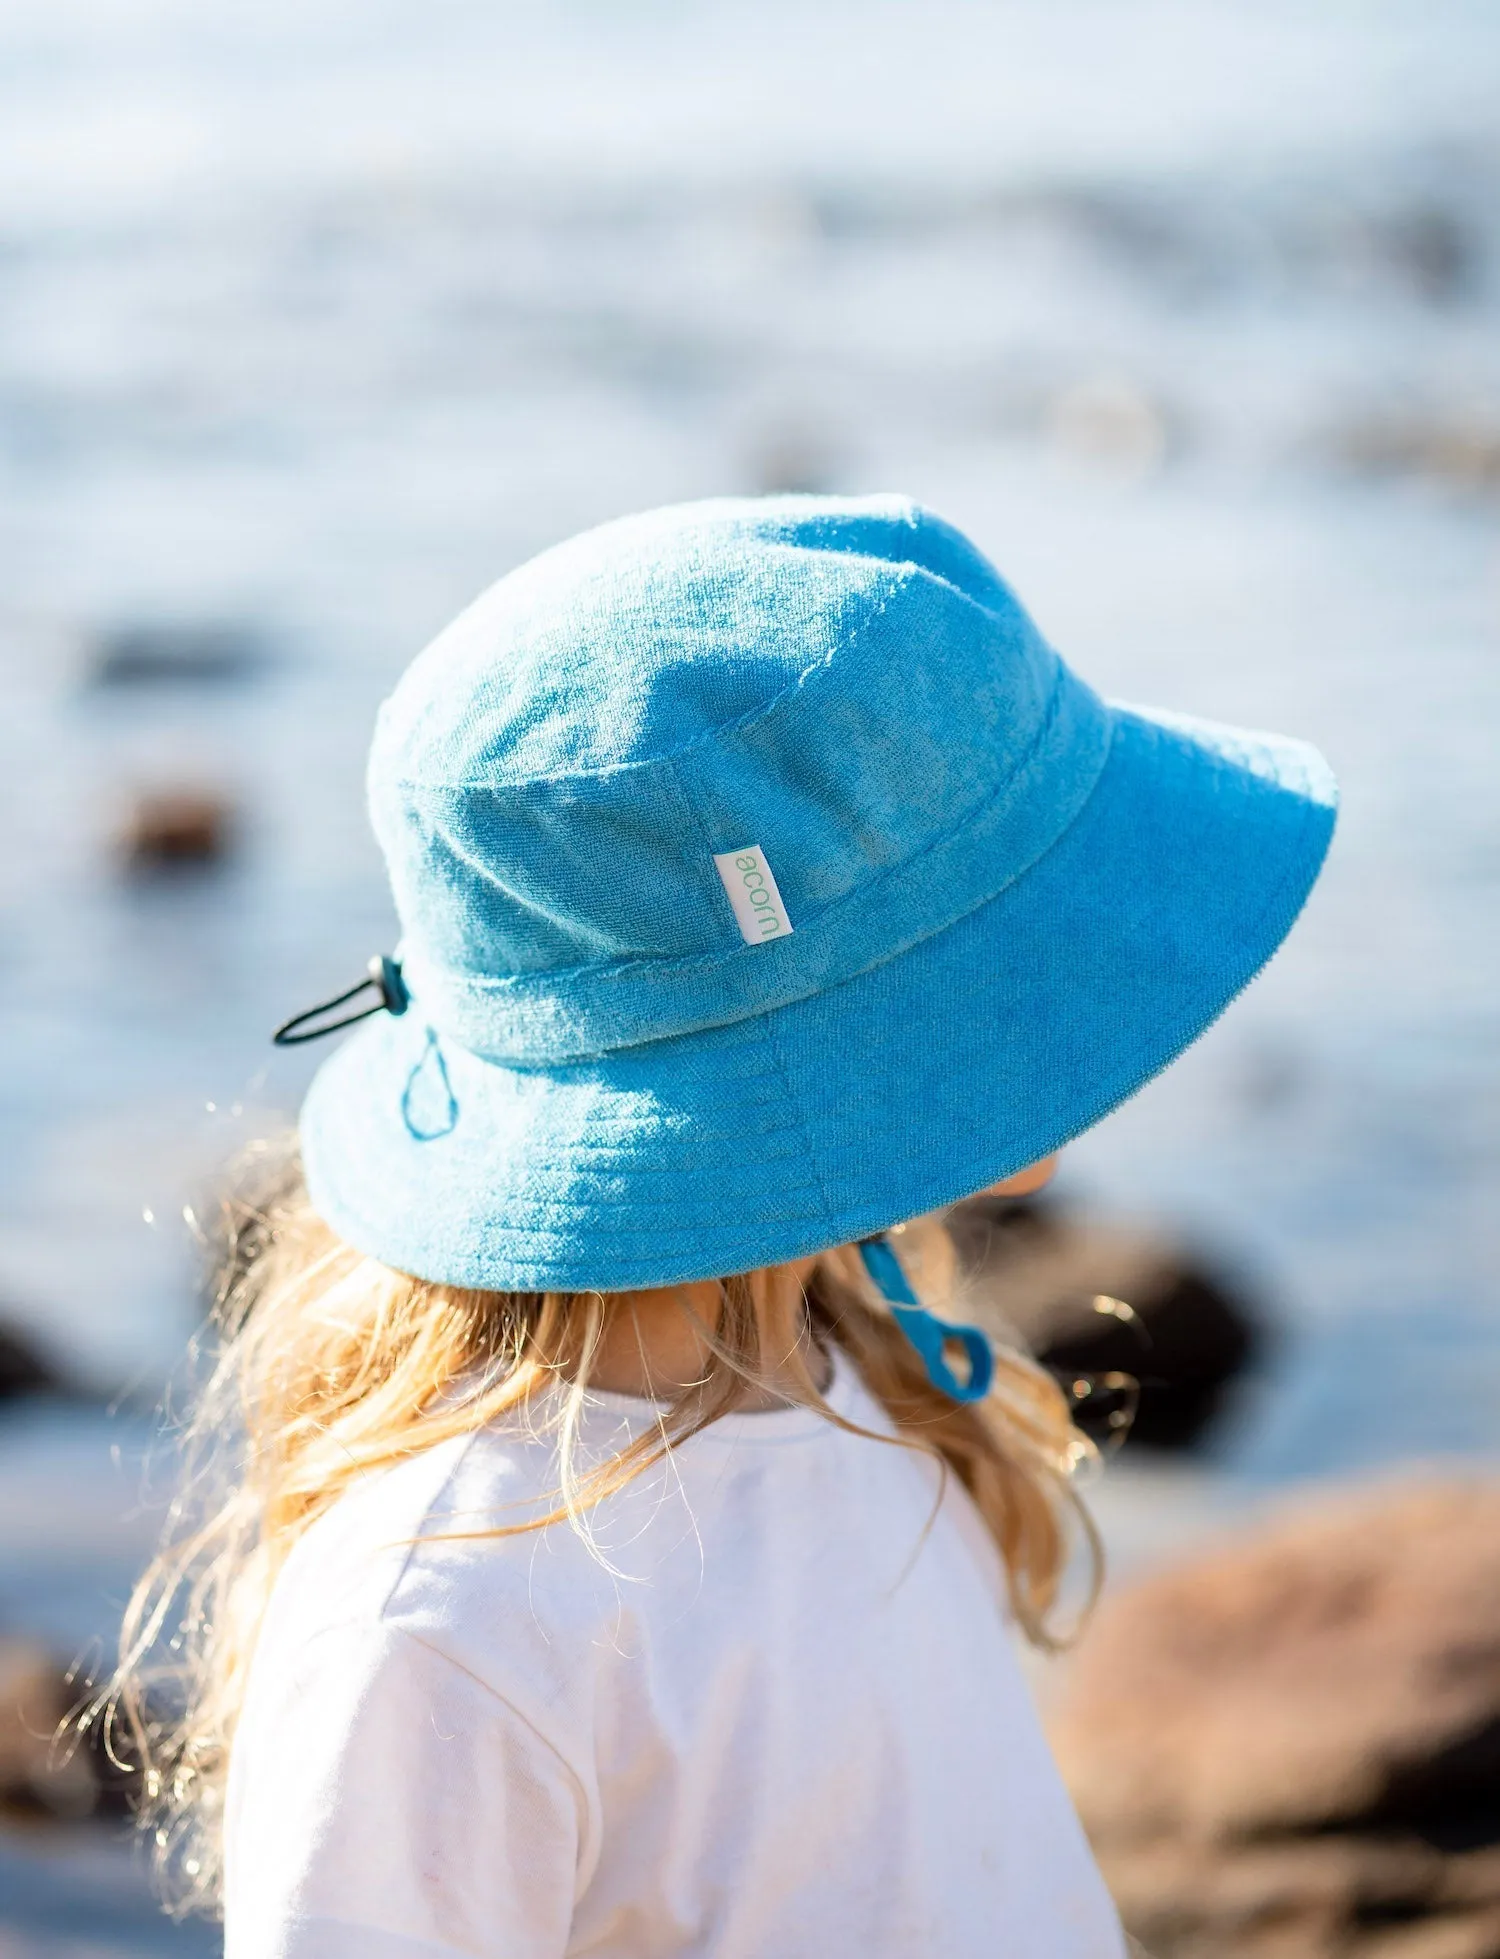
[300,494,1337,1292]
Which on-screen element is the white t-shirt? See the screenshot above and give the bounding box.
[224,1355,1123,1958]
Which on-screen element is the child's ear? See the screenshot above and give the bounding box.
[985,1155,1060,1200]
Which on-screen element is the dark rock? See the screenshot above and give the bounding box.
[120,790,235,871]
[88,621,263,688]
[0,1639,98,1821]
[950,1197,1261,1450]
[0,1323,66,1402]
[1373,203,1479,305]
[1329,412,1500,495]
[1050,1482,1500,1959]
[747,425,839,495]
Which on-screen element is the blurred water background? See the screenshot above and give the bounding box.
[0,0,1498,1946]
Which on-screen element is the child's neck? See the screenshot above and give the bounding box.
[583,1258,826,1409]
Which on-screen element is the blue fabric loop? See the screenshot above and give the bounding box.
[400,1028,460,1141]
[857,1237,995,1405]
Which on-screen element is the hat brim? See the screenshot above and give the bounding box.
[301,703,1336,1292]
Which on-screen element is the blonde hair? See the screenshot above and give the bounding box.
[96,1140,1101,1914]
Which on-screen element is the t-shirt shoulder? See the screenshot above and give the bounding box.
[254,1359,1004,1775]
[256,1376,841,1754]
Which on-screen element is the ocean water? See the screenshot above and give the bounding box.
[0,2,1498,1945]
[0,0,1498,1650]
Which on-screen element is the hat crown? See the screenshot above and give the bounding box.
[369,494,1112,1063]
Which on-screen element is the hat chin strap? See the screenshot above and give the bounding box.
[857,1238,994,1404]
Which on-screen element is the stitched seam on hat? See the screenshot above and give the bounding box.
[409,660,1100,1004]
[645,776,840,1241]
[383,566,932,791]
[663,757,740,933]
[759,1011,842,1243]
[673,756,782,990]
[666,723,842,1243]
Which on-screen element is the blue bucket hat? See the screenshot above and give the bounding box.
[291,494,1335,1297]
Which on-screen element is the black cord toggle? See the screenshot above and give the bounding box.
[272,955,410,1047]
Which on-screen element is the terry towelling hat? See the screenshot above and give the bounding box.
[293,495,1336,1296]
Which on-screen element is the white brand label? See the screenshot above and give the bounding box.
[713,844,794,945]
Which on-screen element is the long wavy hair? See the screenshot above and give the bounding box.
[94,1138,1102,1915]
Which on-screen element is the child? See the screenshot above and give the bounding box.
[114,495,1335,1956]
